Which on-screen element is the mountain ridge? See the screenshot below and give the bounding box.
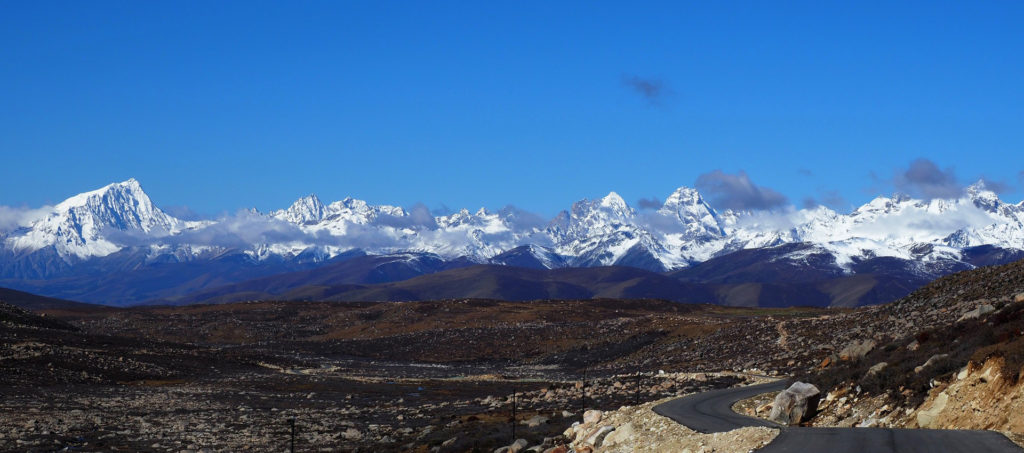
[2,179,1023,306]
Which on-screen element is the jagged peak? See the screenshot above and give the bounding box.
[55,178,152,211]
[890,192,913,203]
[966,180,1000,200]
[600,191,628,209]
[298,193,322,203]
[966,180,1002,212]
[852,192,912,215]
[275,193,328,223]
[661,186,717,213]
[332,196,368,209]
[664,186,703,204]
[289,193,325,210]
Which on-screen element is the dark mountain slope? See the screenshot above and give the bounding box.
[154,253,476,305]
[0,287,99,311]
[174,265,716,305]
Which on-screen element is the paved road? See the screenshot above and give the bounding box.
[653,381,1023,453]
[652,381,788,433]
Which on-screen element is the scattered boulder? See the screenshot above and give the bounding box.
[915,354,950,374]
[582,425,615,447]
[768,382,821,425]
[562,422,579,441]
[582,409,603,425]
[958,304,995,322]
[866,362,888,377]
[522,415,549,427]
[1015,293,1024,303]
[601,422,635,446]
[839,340,876,361]
[498,438,528,453]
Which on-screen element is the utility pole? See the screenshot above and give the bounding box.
[288,416,296,453]
[511,385,517,442]
[580,367,587,416]
[635,370,641,406]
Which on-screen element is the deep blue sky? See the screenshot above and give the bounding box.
[2,1,1023,217]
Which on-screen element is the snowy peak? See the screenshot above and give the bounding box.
[274,194,327,224]
[658,186,724,238]
[662,187,704,209]
[6,179,178,258]
[3,178,1024,274]
[54,178,173,231]
[966,181,1002,213]
[599,191,631,212]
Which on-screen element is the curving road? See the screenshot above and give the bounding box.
[653,381,1023,453]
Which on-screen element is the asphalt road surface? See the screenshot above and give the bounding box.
[653,381,1023,453]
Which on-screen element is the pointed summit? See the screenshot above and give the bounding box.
[276,194,327,224]
[51,178,172,230]
[596,191,635,219]
[600,191,627,208]
[7,179,177,258]
[658,186,724,239]
[664,186,699,203]
[966,180,1001,212]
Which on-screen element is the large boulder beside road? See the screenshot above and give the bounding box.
[768,382,821,426]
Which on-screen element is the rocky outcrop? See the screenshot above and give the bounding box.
[958,304,995,322]
[866,362,888,377]
[912,357,1024,432]
[839,339,876,361]
[769,382,821,425]
[914,354,950,374]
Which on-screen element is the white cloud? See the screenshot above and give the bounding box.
[0,205,54,232]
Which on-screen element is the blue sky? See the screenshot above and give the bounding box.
[2,1,1023,218]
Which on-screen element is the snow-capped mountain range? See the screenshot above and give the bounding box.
[2,178,1023,279]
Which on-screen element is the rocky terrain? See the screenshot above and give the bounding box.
[720,259,1024,448]
[1,297,772,452]
[4,258,1024,451]
[562,397,778,453]
[793,260,1024,435]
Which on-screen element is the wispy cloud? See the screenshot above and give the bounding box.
[694,170,788,211]
[101,202,555,255]
[622,75,671,105]
[636,197,662,210]
[976,178,1011,194]
[373,203,438,230]
[892,158,963,200]
[162,205,209,221]
[0,205,54,232]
